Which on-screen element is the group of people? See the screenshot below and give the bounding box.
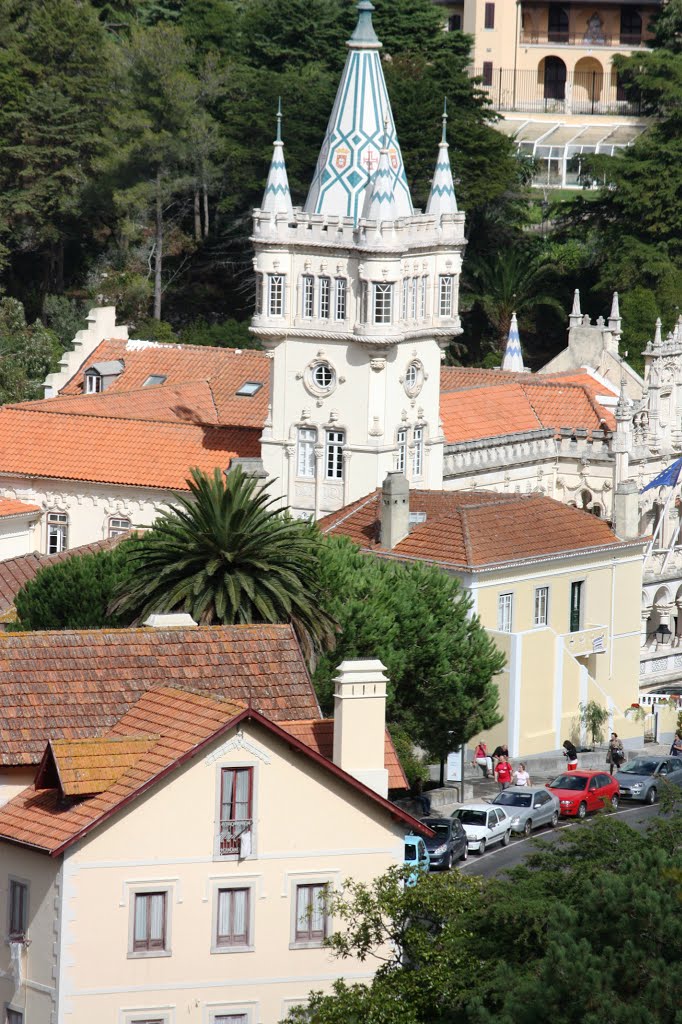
[472,742,531,790]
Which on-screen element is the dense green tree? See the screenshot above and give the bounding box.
[0,298,61,404]
[12,539,141,631]
[111,467,336,658]
[313,537,504,761]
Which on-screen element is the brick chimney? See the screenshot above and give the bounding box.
[380,471,409,549]
[332,659,389,798]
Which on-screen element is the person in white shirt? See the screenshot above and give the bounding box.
[514,762,531,787]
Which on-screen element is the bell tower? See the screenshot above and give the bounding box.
[251,1,466,517]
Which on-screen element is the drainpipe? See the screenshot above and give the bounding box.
[513,0,520,110]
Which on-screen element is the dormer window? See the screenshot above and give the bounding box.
[143,374,167,387]
[236,381,263,397]
[83,360,124,393]
[85,372,103,394]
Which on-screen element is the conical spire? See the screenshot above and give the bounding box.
[362,118,397,222]
[608,291,621,338]
[653,316,662,348]
[305,0,413,223]
[261,99,293,218]
[569,288,582,327]
[426,99,457,221]
[502,312,524,372]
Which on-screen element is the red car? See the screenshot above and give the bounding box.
[546,770,619,818]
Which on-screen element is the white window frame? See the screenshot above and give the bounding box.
[497,592,514,633]
[297,428,316,480]
[301,275,314,318]
[267,274,285,317]
[122,1012,173,1024]
[319,276,331,319]
[127,885,173,959]
[373,282,393,325]
[325,430,345,481]
[109,516,131,538]
[84,372,102,394]
[208,1009,254,1024]
[211,884,255,955]
[334,278,347,321]
[47,512,68,555]
[396,428,407,473]
[420,275,427,318]
[411,276,418,320]
[439,274,454,318]
[412,426,424,478]
[534,586,549,627]
[7,877,29,941]
[401,278,409,320]
[289,880,331,950]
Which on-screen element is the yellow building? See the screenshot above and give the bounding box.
[322,472,646,756]
[0,677,426,1024]
[434,0,658,185]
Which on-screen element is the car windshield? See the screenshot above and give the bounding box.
[494,793,532,807]
[549,775,587,791]
[453,809,486,826]
[428,823,451,837]
[620,759,658,776]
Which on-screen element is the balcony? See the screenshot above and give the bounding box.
[563,624,608,658]
[219,817,252,857]
[471,67,644,116]
[520,29,643,46]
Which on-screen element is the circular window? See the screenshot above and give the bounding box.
[313,363,334,390]
[403,360,423,397]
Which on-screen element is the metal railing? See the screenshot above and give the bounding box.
[219,818,252,856]
[519,30,645,46]
[471,67,644,115]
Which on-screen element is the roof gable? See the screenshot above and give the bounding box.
[36,736,159,797]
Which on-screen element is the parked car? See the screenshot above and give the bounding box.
[421,816,469,868]
[491,786,561,835]
[546,770,619,818]
[451,803,512,854]
[404,834,430,885]
[615,756,682,803]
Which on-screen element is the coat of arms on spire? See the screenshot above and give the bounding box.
[304,0,413,224]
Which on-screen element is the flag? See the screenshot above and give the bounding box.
[641,457,682,493]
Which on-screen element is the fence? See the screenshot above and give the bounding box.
[470,67,644,116]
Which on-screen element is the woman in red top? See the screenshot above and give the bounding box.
[495,755,513,791]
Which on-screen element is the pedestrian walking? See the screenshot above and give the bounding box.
[563,739,578,771]
[670,732,682,757]
[495,755,513,791]
[606,732,625,775]
[472,741,491,778]
[514,762,531,787]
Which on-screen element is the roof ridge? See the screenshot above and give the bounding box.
[0,405,255,433]
[321,490,379,534]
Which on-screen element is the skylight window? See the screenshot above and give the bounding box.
[409,512,427,525]
[236,381,263,397]
[143,374,167,387]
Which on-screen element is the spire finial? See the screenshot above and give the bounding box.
[348,0,381,49]
[260,99,293,218]
[426,101,457,221]
[276,96,283,143]
[654,317,662,347]
[615,375,630,420]
[441,97,448,144]
[502,311,525,372]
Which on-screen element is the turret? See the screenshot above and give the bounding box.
[501,312,525,373]
[426,99,457,222]
[260,99,293,219]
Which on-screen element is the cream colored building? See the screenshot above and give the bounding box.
[0,668,425,1024]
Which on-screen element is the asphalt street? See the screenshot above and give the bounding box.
[458,802,660,878]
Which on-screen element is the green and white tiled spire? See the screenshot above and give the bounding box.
[304,0,413,223]
[261,99,293,217]
[426,99,457,220]
[362,119,397,221]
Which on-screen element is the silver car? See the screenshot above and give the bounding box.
[491,786,561,835]
[615,756,682,803]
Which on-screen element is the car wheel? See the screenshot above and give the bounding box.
[461,844,469,861]
[502,830,511,846]
[478,839,486,855]
[578,802,587,819]
[610,793,619,810]
[646,787,657,805]
[523,819,532,837]
[550,811,559,828]
[446,851,454,870]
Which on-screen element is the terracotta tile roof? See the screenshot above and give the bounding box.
[280,720,409,790]
[37,736,160,796]
[0,687,428,854]
[0,499,41,518]
[58,339,270,430]
[440,367,531,390]
[25,381,221,426]
[321,489,631,571]
[439,380,614,444]
[0,407,260,491]
[0,623,319,766]
[0,536,124,616]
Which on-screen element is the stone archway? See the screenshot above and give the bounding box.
[573,56,604,113]
[541,55,567,101]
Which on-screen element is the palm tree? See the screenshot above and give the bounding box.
[463,250,565,352]
[112,466,336,659]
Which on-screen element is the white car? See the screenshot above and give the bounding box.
[451,802,512,854]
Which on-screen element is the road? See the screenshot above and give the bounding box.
[458,802,660,878]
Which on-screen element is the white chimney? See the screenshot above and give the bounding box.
[332,659,389,798]
[144,613,198,628]
[380,471,409,549]
[613,480,640,541]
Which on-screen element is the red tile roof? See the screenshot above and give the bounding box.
[0,407,260,490]
[27,380,221,426]
[37,736,160,796]
[0,536,125,616]
[281,720,408,790]
[320,489,631,571]
[0,499,41,519]
[0,687,428,855]
[0,623,319,766]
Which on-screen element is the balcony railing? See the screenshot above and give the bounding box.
[520,29,644,46]
[563,624,608,658]
[219,818,252,857]
[471,67,644,115]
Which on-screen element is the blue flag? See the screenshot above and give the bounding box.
[641,457,682,493]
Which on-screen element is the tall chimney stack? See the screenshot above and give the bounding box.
[613,480,640,541]
[332,659,389,798]
[380,471,409,549]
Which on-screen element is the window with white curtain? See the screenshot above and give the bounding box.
[214,1016,248,1024]
[297,428,316,479]
[534,586,549,626]
[219,767,253,856]
[132,892,167,953]
[294,883,329,944]
[216,888,250,948]
[319,276,331,319]
[412,426,424,477]
[301,275,314,318]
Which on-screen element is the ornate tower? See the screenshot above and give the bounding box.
[251,1,466,517]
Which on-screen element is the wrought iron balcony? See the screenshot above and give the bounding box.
[470,67,644,116]
[519,29,643,46]
[219,818,253,857]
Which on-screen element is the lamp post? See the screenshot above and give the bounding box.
[656,622,672,645]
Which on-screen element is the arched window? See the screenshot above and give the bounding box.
[544,56,567,100]
[547,5,569,41]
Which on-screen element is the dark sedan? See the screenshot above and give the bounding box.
[421,816,468,869]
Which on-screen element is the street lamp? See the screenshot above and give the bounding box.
[656,623,672,645]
